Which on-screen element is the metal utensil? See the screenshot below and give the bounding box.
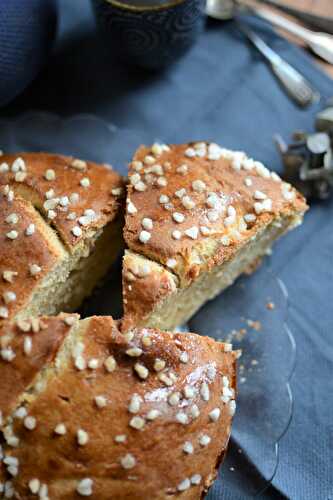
[250,5,333,65]
[256,0,333,35]
[206,0,333,63]
[205,0,320,106]
[206,0,235,19]
[237,22,319,107]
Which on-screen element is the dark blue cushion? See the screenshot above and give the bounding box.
[0,0,58,106]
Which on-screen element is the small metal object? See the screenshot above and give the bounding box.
[275,100,333,200]
[256,0,333,36]
[315,107,333,132]
[206,0,235,19]
[306,133,330,155]
[236,22,319,107]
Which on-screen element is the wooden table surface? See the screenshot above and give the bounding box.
[261,0,333,78]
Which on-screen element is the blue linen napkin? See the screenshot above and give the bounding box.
[2,1,333,498]
[0,0,57,106]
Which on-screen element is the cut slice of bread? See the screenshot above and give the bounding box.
[123,142,308,330]
[0,314,237,499]
[0,153,124,323]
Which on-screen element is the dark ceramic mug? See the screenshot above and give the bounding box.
[91,0,205,69]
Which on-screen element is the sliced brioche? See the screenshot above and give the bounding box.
[0,314,237,499]
[0,153,124,323]
[123,142,308,330]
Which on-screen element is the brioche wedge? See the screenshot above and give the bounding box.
[0,153,124,323]
[122,142,307,330]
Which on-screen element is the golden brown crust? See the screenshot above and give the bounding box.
[0,152,124,250]
[0,314,79,422]
[0,315,237,499]
[124,143,307,284]
[122,250,178,332]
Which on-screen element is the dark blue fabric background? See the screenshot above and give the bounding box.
[1,1,333,498]
[0,0,57,106]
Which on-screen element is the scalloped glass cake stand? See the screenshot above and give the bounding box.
[0,112,296,498]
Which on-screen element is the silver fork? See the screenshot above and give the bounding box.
[237,22,320,107]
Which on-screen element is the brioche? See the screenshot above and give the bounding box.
[0,314,237,499]
[0,153,124,323]
[122,142,308,330]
